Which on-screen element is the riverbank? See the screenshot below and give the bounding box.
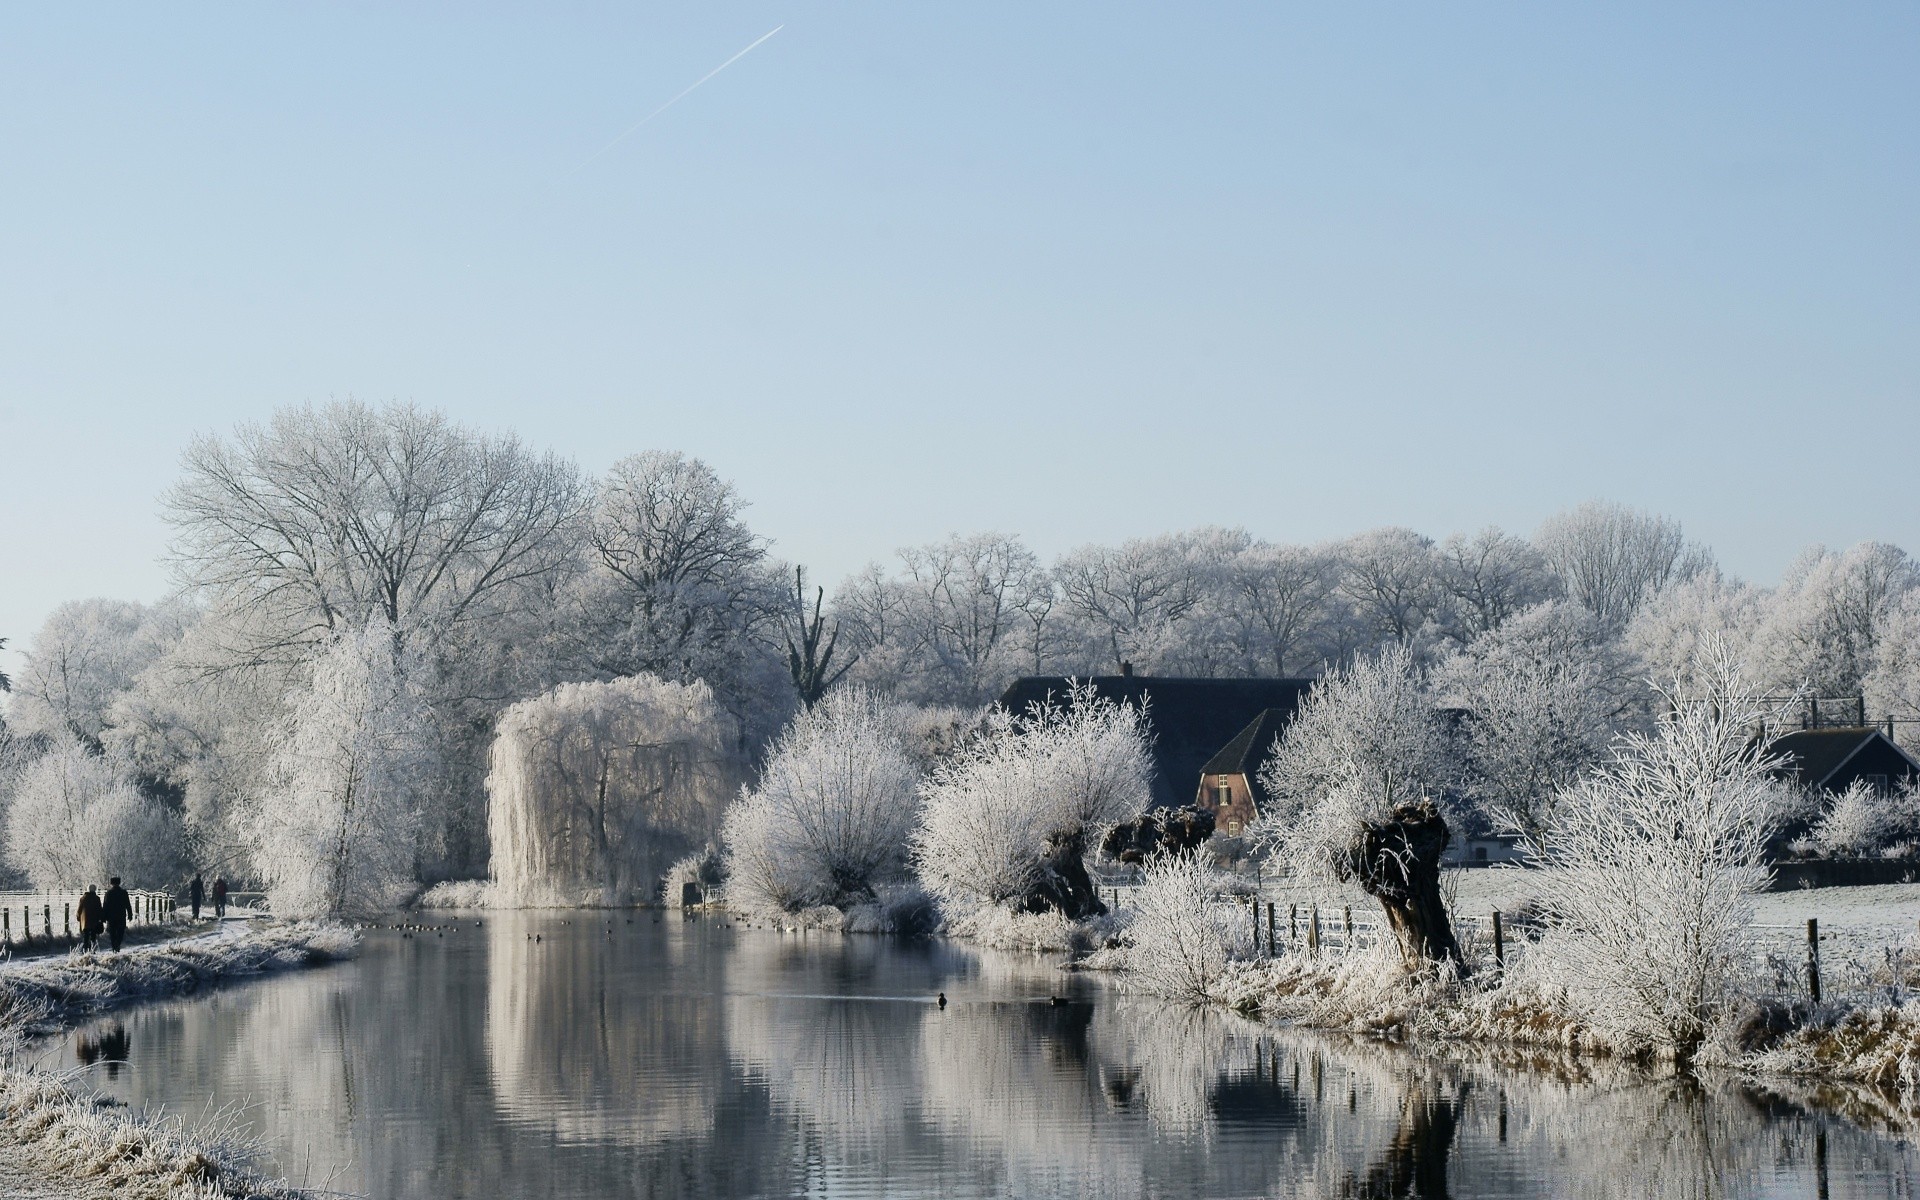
[0,921,358,1200]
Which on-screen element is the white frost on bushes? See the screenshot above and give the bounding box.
[912,682,1151,916]
[1114,855,1253,1003]
[1812,778,1915,858]
[722,688,923,915]
[1523,640,1793,1060]
[249,620,434,918]
[4,733,185,890]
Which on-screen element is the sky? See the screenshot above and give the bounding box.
[2,3,1916,680]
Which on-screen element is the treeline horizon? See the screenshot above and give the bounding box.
[2,399,1917,890]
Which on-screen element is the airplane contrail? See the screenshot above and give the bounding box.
[561,24,785,182]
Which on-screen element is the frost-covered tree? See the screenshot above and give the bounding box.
[1755,542,1919,697]
[4,734,185,891]
[488,674,737,906]
[1335,528,1443,649]
[722,688,923,914]
[837,533,1052,705]
[573,453,772,677]
[1865,593,1920,753]
[914,683,1151,919]
[1435,527,1559,642]
[1623,571,1765,691]
[1533,501,1712,631]
[1259,646,1460,965]
[1524,641,1792,1062]
[1214,541,1340,676]
[165,401,585,660]
[1437,602,1627,845]
[251,621,436,917]
[10,598,194,748]
[1053,530,1246,673]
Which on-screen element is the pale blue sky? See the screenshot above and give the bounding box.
[3,3,1916,677]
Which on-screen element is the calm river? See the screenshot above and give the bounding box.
[39,913,1920,1198]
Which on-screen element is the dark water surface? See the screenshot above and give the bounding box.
[41,913,1920,1198]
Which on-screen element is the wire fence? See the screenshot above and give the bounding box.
[1093,873,1920,1008]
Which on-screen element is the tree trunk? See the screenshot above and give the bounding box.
[1339,798,1464,968]
[1020,829,1108,920]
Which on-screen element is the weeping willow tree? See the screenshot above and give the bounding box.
[487,675,739,906]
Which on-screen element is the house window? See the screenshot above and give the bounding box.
[1226,821,1241,836]
[1216,783,1233,810]
[1864,774,1890,796]
[1473,845,1488,862]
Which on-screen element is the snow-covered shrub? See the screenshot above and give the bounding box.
[4,734,185,891]
[250,621,435,918]
[1524,639,1793,1062]
[662,847,725,905]
[417,879,496,909]
[1813,779,1904,858]
[1259,646,1461,964]
[1121,855,1253,1003]
[913,682,1151,919]
[488,673,738,907]
[722,688,922,915]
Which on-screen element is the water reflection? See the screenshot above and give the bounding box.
[45,914,1920,1199]
[73,1023,130,1080]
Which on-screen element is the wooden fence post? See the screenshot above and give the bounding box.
[1267,902,1277,957]
[3,909,10,944]
[1309,907,1321,954]
[1493,909,1505,971]
[1343,906,1353,947]
[43,906,51,940]
[1807,918,1822,1004]
[64,903,70,937]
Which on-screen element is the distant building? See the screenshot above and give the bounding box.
[1194,708,1290,837]
[1769,726,1920,796]
[994,669,1313,812]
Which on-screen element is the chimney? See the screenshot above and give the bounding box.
[1120,661,1133,677]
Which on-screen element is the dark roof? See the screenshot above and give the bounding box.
[1202,708,1291,778]
[1770,727,1920,790]
[994,676,1313,809]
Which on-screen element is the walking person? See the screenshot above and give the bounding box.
[190,873,205,921]
[76,885,103,953]
[212,878,227,919]
[102,877,132,952]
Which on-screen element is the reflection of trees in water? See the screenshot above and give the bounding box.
[485,917,722,1145]
[68,923,1920,1199]
[1260,1029,1920,1200]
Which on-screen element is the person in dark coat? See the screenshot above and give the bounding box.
[76,885,104,953]
[102,877,132,952]
[189,874,205,921]
[212,878,228,919]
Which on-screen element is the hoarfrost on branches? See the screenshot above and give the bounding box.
[1120,854,1254,1004]
[488,673,738,907]
[1810,778,1915,858]
[1533,501,1713,632]
[1523,639,1793,1061]
[914,682,1151,919]
[1437,601,1631,845]
[250,621,435,917]
[1259,646,1461,964]
[4,734,186,890]
[722,688,923,914]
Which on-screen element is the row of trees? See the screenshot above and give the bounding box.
[2,398,1918,918]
